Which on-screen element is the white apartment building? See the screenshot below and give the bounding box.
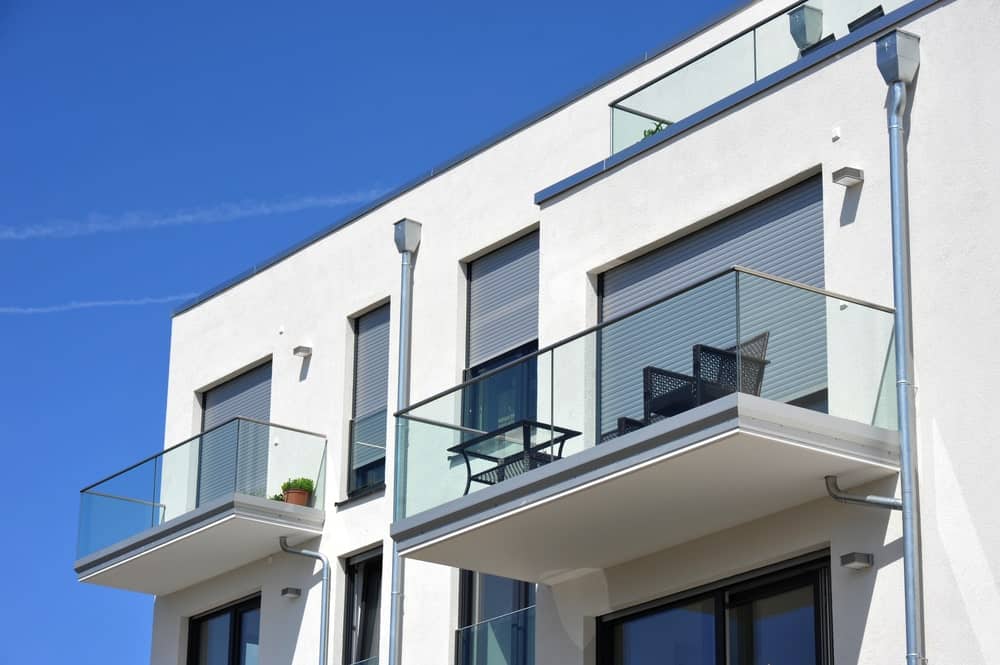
[74,1,1000,664]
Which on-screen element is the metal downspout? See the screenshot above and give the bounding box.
[389,218,421,665]
[825,475,902,510]
[280,537,330,665]
[826,30,925,665]
[887,76,927,665]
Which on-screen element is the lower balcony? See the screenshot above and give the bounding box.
[75,418,327,595]
[457,606,535,665]
[391,268,900,583]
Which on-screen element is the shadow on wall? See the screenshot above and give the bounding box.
[273,541,323,664]
[833,475,899,665]
[536,475,900,665]
[840,181,864,227]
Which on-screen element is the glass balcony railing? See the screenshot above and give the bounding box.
[396,267,897,519]
[348,409,388,494]
[457,607,535,665]
[77,418,327,560]
[611,0,907,152]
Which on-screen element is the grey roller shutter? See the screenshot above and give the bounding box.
[202,362,272,428]
[351,305,391,477]
[199,362,272,504]
[598,177,825,432]
[467,232,539,367]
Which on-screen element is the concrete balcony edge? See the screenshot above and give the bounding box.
[391,393,899,559]
[75,494,324,593]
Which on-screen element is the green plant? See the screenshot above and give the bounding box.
[269,493,285,502]
[643,120,674,139]
[281,477,315,493]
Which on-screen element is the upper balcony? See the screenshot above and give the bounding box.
[75,418,327,595]
[392,268,900,583]
[610,0,909,153]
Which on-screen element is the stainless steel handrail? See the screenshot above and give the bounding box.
[397,265,893,417]
[80,417,327,493]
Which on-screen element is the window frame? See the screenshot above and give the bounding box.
[186,594,261,665]
[343,548,383,665]
[347,304,391,497]
[596,552,832,665]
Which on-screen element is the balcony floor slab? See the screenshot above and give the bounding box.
[75,494,324,595]
[392,394,898,583]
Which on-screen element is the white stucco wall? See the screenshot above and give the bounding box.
[147,0,1000,664]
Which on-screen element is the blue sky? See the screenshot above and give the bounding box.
[0,1,739,661]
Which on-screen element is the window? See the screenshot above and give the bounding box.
[199,362,272,504]
[597,554,832,665]
[349,305,390,495]
[187,595,260,665]
[457,234,541,664]
[457,572,535,665]
[344,549,382,665]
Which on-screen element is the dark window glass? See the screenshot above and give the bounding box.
[349,304,390,495]
[457,571,535,665]
[598,557,831,665]
[729,583,817,665]
[188,596,260,665]
[345,551,382,665]
[611,597,716,665]
[239,608,260,665]
[196,613,231,665]
[464,341,538,434]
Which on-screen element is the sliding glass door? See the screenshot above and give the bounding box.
[188,596,260,665]
[599,556,830,665]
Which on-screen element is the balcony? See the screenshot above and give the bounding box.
[457,606,535,665]
[75,418,327,595]
[610,1,908,153]
[392,268,900,583]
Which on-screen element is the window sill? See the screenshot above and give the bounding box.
[335,482,386,509]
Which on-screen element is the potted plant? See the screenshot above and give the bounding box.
[269,493,285,502]
[281,478,315,506]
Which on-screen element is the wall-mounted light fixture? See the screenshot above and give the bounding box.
[789,5,824,50]
[293,346,313,358]
[840,552,874,570]
[281,587,302,599]
[832,166,865,187]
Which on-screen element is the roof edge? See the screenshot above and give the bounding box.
[534,0,942,205]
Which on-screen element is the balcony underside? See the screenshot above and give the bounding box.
[392,394,898,584]
[75,494,324,595]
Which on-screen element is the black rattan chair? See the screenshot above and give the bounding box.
[610,333,770,436]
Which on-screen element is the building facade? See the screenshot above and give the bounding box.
[74,1,1000,663]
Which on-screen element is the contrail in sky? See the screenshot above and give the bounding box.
[0,294,198,314]
[0,190,383,240]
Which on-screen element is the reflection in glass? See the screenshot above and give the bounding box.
[195,613,231,665]
[729,584,816,665]
[610,597,716,665]
[240,607,261,665]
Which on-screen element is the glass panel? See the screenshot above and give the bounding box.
[346,554,382,665]
[611,1,911,152]
[77,419,327,559]
[457,606,535,665]
[196,613,231,665]
[240,608,261,665]
[359,559,382,661]
[611,597,716,665]
[729,585,816,665]
[396,269,896,520]
[349,410,387,493]
[76,456,162,558]
[737,271,896,424]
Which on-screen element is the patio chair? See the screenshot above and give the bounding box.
[640,332,771,426]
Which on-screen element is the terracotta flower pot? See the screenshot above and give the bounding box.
[283,489,312,506]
